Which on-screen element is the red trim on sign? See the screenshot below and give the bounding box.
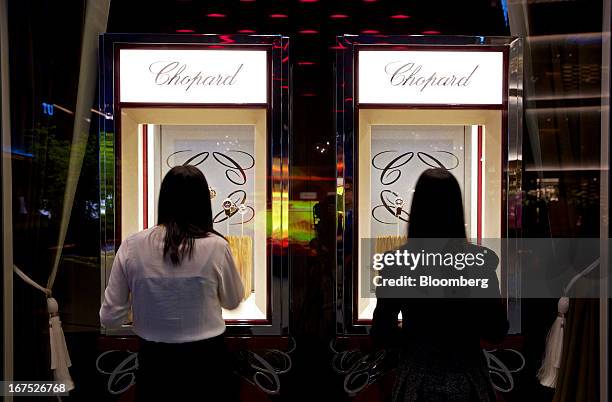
[142,124,148,229]
[477,125,483,242]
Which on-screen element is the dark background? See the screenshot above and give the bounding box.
[5,0,606,400]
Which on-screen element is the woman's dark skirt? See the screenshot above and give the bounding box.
[391,343,497,402]
[136,334,239,402]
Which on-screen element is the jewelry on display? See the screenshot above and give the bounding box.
[209,187,217,199]
[223,198,238,217]
[238,204,248,236]
[394,196,404,217]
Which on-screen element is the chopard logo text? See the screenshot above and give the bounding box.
[148,61,244,92]
[384,61,480,93]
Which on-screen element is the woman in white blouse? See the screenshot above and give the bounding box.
[100,165,244,401]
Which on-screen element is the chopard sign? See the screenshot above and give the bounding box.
[148,61,244,91]
[358,50,504,105]
[384,62,479,93]
[119,49,268,104]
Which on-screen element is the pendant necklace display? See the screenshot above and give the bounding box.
[394,196,404,239]
[239,204,247,237]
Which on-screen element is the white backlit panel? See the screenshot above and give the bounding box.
[358,50,504,105]
[119,49,268,104]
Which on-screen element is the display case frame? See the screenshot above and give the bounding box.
[99,34,290,336]
[335,35,523,335]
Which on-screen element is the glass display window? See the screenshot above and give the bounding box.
[99,34,289,335]
[356,112,503,321]
[335,35,523,333]
[119,110,267,321]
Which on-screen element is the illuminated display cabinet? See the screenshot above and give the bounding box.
[335,35,523,334]
[99,34,289,335]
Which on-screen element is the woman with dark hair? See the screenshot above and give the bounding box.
[100,165,243,401]
[371,168,508,402]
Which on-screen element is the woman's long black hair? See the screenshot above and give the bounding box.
[408,168,467,239]
[157,165,223,265]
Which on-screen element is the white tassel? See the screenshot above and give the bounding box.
[537,296,569,388]
[47,297,75,391]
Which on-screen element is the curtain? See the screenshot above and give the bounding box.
[552,296,599,402]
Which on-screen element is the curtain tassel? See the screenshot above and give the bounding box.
[537,296,569,388]
[47,297,74,391]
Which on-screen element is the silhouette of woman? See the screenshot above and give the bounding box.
[371,168,508,402]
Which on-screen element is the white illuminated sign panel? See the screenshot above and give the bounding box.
[358,50,504,105]
[119,49,268,104]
